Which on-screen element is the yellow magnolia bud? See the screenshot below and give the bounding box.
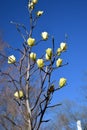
[45,53,51,60]
[60,42,67,52]
[37,59,44,68]
[57,48,62,56]
[30,52,36,61]
[46,48,52,57]
[28,2,34,10]
[36,11,43,16]
[56,58,62,67]
[14,90,24,99]
[59,78,67,87]
[32,0,38,4]
[41,32,48,40]
[45,48,52,60]
[8,55,16,64]
[27,37,35,47]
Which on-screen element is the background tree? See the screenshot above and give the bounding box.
[0,0,68,130]
[43,100,87,130]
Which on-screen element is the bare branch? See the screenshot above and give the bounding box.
[41,119,50,123]
[47,103,62,108]
[3,115,22,130]
[0,71,19,90]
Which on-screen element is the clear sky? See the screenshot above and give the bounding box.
[0,0,87,105]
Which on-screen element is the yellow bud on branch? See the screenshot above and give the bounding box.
[36,11,43,16]
[30,52,36,61]
[37,59,44,68]
[59,78,67,87]
[8,55,16,64]
[56,58,62,67]
[14,90,24,99]
[41,32,49,40]
[27,37,35,47]
[60,42,67,52]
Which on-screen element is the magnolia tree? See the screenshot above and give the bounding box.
[0,0,68,130]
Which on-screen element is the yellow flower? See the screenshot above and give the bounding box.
[36,11,43,16]
[45,48,52,60]
[41,32,49,40]
[59,78,67,87]
[27,37,35,47]
[37,59,44,68]
[57,48,62,56]
[30,52,36,61]
[56,58,62,67]
[46,48,52,57]
[28,2,34,10]
[45,53,51,60]
[8,55,16,64]
[32,0,38,4]
[60,42,67,52]
[14,90,24,99]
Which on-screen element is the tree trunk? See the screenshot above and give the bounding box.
[26,83,31,130]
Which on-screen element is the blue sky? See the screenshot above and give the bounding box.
[0,0,87,105]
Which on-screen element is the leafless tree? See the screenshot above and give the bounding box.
[0,0,68,130]
[46,100,87,130]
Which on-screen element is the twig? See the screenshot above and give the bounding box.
[47,103,62,108]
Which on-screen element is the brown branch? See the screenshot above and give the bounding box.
[8,45,26,56]
[3,115,16,126]
[41,119,50,123]
[0,71,19,90]
[31,67,48,111]
[53,62,69,70]
[0,120,9,130]
[54,84,67,91]
[36,70,52,130]
[19,44,27,91]
[36,95,50,130]
[52,36,55,55]
[0,52,8,59]
[10,21,29,36]
[35,39,44,46]
[47,103,62,108]
[10,21,29,42]
[3,115,22,130]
